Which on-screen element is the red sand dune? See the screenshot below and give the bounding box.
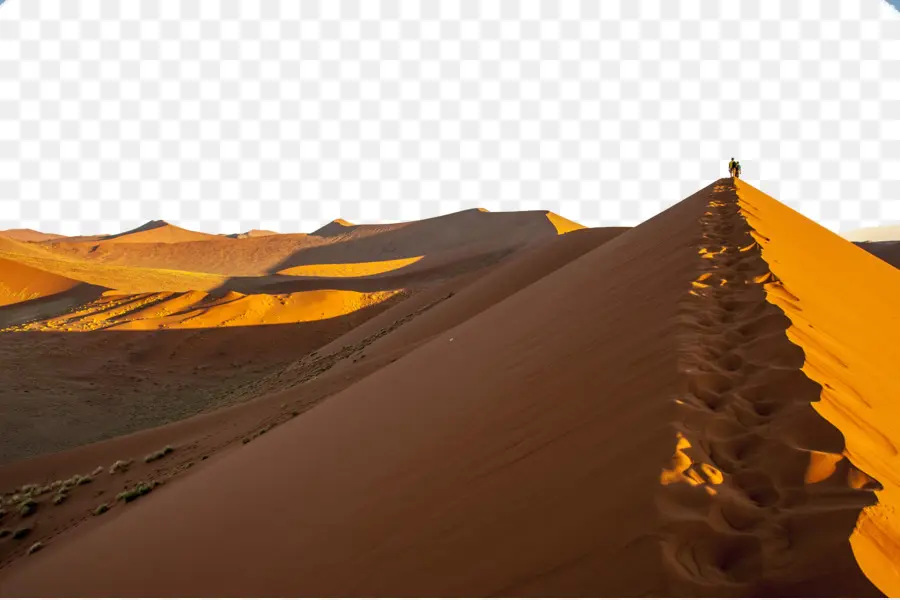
[0,182,898,596]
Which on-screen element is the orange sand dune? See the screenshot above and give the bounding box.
[0,255,109,330]
[40,234,319,277]
[855,240,900,270]
[31,210,578,281]
[0,236,58,258]
[306,227,630,364]
[0,257,99,308]
[5,288,403,332]
[226,229,279,239]
[311,218,356,236]
[736,179,900,596]
[0,180,884,597]
[286,209,581,266]
[1,251,228,293]
[0,229,64,243]
[278,256,425,278]
[100,220,221,244]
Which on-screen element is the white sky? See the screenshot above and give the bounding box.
[0,0,898,236]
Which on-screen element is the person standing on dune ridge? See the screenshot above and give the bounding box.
[728,157,737,177]
[734,161,742,179]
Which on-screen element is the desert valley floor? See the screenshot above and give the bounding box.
[0,178,898,596]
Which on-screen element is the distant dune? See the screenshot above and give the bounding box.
[311,218,356,237]
[0,229,65,243]
[0,185,897,597]
[226,229,280,239]
[843,225,900,243]
[100,220,222,244]
[0,257,97,308]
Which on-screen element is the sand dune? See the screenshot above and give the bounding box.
[5,288,403,332]
[0,229,64,243]
[226,229,279,239]
[855,240,900,270]
[0,258,88,308]
[100,220,221,244]
[311,218,356,237]
[0,208,581,467]
[0,180,888,597]
[843,225,900,243]
[277,256,425,278]
[0,236,58,258]
[0,256,108,330]
[0,182,897,596]
[32,210,571,279]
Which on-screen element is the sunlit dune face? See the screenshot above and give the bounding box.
[736,179,900,597]
[1,251,226,293]
[545,212,585,235]
[0,257,83,307]
[3,289,403,332]
[278,256,424,278]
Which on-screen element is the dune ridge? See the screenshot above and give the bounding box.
[663,180,879,596]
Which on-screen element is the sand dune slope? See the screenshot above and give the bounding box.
[0,180,882,597]
[277,209,582,271]
[842,225,900,243]
[32,210,576,278]
[0,258,89,308]
[5,288,404,332]
[39,234,319,277]
[736,179,900,596]
[100,220,220,244]
[0,229,64,242]
[0,183,703,596]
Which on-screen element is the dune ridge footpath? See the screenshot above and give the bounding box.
[664,180,881,596]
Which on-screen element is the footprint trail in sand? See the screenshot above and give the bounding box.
[660,180,882,596]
